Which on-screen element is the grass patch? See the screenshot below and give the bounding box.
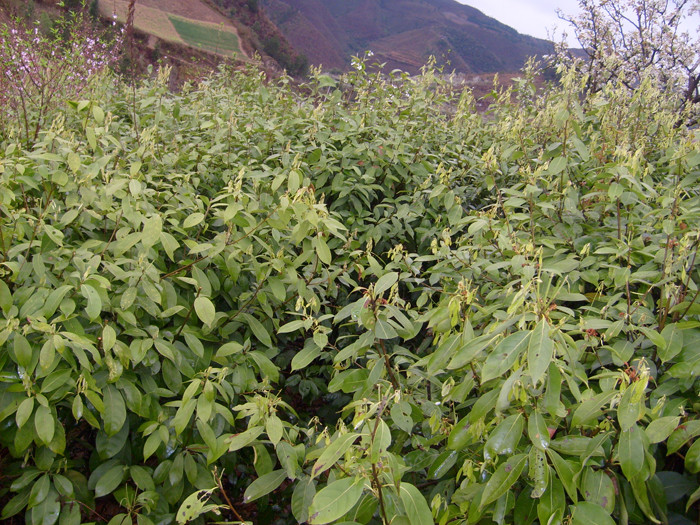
[168,15,241,56]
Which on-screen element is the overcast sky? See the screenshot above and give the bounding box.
[458,1,699,47]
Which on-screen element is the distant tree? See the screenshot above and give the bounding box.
[557,0,699,115]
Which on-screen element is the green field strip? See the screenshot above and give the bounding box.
[168,14,241,56]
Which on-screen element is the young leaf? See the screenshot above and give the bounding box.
[311,433,359,478]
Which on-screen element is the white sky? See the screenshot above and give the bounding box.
[458,1,700,47]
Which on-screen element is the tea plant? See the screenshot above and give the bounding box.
[0,51,698,525]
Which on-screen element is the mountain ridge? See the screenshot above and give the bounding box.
[261,0,555,74]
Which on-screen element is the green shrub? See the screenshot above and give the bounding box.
[0,57,698,525]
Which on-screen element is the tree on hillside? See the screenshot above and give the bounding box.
[557,0,700,114]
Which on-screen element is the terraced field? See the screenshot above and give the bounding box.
[97,0,246,58]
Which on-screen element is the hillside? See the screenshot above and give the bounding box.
[261,0,554,74]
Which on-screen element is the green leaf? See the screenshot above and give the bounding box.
[480,453,527,508]
[527,411,550,451]
[0,279,11,312]
[28,474,50,508]
[14,333,32,369]
[630,477,661,524]
[291,343,322,371]
[2,490,30,519]
[571,501,615,525]
[16,397,34,428]
[527,320,553,386]
[216,341,243,358]
[103,385,126,436]
[243,469,286,503]
[547,156,567,175]
[617,383,644,432]
[617,423,645,479]
[658,324,683,362]
[484,414,524,460]
[315,236,331,264]
[645,416,680,444]
[571,391,616,428]
[547,448,578,503]
[141,215,163,249]
[375,272,398,296]
[428,449,458,480]
[228,426,264,451]
[81,284,102,321]
[278,319,307,334]
[266,414,284,446]
[481,331,530,383]
[30,488,60,525]
[447,333,497,370]
[241,313,272,347]
[176,488,219,525]
[183,213,205,229]
[374,318,398,340]
[95,465,126,498]
[667,420,700,454]
[292,476,316,523]
[34,404,54,444]
[685,438,700,473]
[311,433,359,478]
[308,477,365,525]
[194,296,216,327]
[687,485,700,513]
[544,363,562,416]
[399,483,434,525]
[581,468,615,513]
[448,416,473,451]
[102,325,116,352]
[537,476,565,525]
[172,399,196,436]
[529,447,549,498]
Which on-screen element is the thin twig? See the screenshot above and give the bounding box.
[214,468,246,523]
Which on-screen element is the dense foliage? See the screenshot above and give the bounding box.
[0,52,699,525]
